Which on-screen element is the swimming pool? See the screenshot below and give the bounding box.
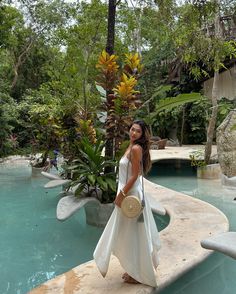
[0,159,168,294]
[148,159,236,294]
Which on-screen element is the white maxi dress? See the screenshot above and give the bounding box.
[93,155,161,287]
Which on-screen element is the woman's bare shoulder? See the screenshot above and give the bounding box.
[131,144,142,157]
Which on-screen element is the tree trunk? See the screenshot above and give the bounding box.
[105,0,117,160]
[129,0,143,56]
[83,19,103,118]
[83,49,89,117]
[180,106,185,146]
[105,0,116,56]
[11,39,34,90]
[233,63,236,98]
[204,70,219,164]
[204,1,220,164]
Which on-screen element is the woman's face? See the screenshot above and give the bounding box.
[129,123,142,143]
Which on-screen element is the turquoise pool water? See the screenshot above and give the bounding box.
[148,159,236,294]
[0,160,168,294]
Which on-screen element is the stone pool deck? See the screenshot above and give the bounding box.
[29,145,228,294]
[150,144,217,162]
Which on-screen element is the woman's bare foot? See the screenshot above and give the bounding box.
[122,273,140,284]
[122,272,129,279]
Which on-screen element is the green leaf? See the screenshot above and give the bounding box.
[220,108,227,115]
[66,165,79,170]
[74,184,86,197]
[154,93,203,115]
[88,174,96,186]
[96,84,106,97]
[97,177,108,191]
[106,177,117,191]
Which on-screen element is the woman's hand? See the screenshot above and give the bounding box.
[114,192,124,208]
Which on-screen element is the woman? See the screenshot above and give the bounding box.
[93,120,161,287]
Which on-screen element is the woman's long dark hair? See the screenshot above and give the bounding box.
[131,120,152,174]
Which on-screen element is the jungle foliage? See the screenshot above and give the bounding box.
[0,0,236,160]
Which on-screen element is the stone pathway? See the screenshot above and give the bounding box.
[29,145,228,294]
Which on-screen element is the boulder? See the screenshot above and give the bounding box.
[216,109,236,178]
[221,174,236,190]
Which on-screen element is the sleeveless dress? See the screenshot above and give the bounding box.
[93,155,161,287]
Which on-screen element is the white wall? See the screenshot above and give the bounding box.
[203,65,236,101]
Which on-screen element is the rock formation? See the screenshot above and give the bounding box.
[217,109,236,179]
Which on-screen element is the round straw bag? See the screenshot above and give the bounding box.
[121,195,142,218]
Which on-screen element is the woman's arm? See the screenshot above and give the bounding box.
[114,145,142,207]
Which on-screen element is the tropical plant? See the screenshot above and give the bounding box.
[148,87,204,141]
[96,50,143,155]
[154,92,203,114]
[189,149,207,168]
[66,138,117,204]
[96,50,119,91]
[172,0,236,163]
[186,98,211,144]
[217,98,236,127]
